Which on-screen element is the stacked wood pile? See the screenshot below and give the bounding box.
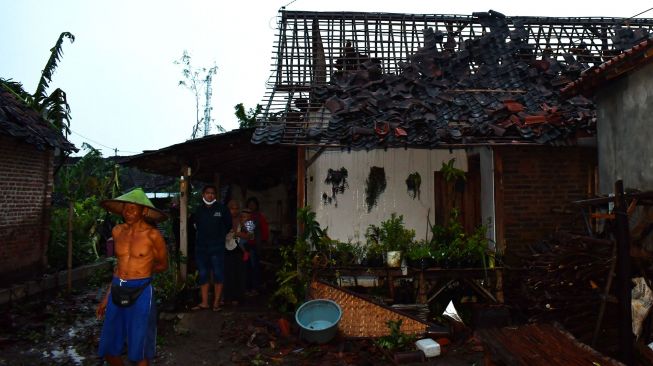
[511,231,618,352]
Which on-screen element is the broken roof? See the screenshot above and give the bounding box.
[0,88,76,152]
[562,36,653,97]
[254,10,653,148]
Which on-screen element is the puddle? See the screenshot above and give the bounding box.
[0,289,102,365]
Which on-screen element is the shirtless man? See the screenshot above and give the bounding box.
[96,188,168,366]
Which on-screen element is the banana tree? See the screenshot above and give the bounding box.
[0,32,75,137]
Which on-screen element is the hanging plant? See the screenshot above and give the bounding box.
[441,158,466,192]
[405,172,421,200]
[324,167,348,207]
[321,192,332,205]
[365,166,387,212]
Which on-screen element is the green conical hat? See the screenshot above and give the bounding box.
[100,188,168,223]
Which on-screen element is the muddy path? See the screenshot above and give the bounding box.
[0,286,482,365]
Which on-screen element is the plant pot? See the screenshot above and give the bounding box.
[386,251,402,268]
[406,258,421,269]
[362,254,384,267]
[419,257,435,269]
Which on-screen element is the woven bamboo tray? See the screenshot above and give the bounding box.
[308,280,431,338]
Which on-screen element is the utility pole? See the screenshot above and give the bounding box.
[203,71,213,137]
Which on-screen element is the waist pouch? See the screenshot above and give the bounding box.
[111,281,150,307]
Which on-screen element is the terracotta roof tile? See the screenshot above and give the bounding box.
[255,12,651,148]
[562,37,653,97]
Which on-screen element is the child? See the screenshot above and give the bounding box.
[236,209,255,262]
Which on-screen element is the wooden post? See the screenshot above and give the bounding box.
[179,166,190,280]
[67,200,73,294]
[614,179,634,365]
[493,148,505,260]
[297,147,306,238]
[214,173,221,201]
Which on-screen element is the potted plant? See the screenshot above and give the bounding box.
[329,240,360,267]
[405,240,434,269]
[363,224,385,267]
[378,213,415,267]
[430,210,490,268]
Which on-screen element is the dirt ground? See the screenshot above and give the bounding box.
[0,286,484,366]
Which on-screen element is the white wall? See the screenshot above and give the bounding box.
[306,148,467,243]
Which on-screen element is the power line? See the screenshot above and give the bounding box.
[69,129,140,155]
[629,7,653,19]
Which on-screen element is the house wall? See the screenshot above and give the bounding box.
[595,62,653,193]
[0,135,54,281]
[495,146,596,262]
[306,148,470,244]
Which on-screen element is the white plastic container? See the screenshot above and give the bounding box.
[415,338,441,358]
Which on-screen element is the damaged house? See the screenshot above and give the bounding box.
[0,88,76,282]
[253,10,653,266]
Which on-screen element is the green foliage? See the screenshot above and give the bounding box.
[48,145,119,271]
[378,213,415,252]
[430,209,489,267]
[234,103,262,129]
[375,319,417,351]
[270,243,305,313]
[1,32,75,136]
[153,251,198,306]
[297,206,327,251]
[48,197,105,270]
[57,144,119,200]
[271,206,326,313]
[405,240,432,261]
[440,158,466,183]
[329,240,364,266]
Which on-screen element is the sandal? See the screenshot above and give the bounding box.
[212,305,222,312]
[191,304,209,311]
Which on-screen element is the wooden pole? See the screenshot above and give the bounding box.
[179,166,190,280]
[614,179,634,365]
[297,147,306,238]
[214,173,221,201]
[67,200,73,294]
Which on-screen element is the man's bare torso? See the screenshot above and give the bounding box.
[113,223,164,279]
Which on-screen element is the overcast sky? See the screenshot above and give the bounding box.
[2,0,650,157]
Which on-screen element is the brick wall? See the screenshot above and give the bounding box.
[495,146,596,263]
[0,135,54,281]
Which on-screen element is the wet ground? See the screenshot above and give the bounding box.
[0,286,483,365]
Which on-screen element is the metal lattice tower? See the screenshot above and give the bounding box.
[203,71,214,137]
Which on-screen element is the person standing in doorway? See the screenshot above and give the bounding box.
[245,196,269,296]
[96,188,169,366]
[223,199,247,305]
[192,185,232,311]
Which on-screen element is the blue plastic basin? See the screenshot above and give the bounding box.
[295,299,342,344]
